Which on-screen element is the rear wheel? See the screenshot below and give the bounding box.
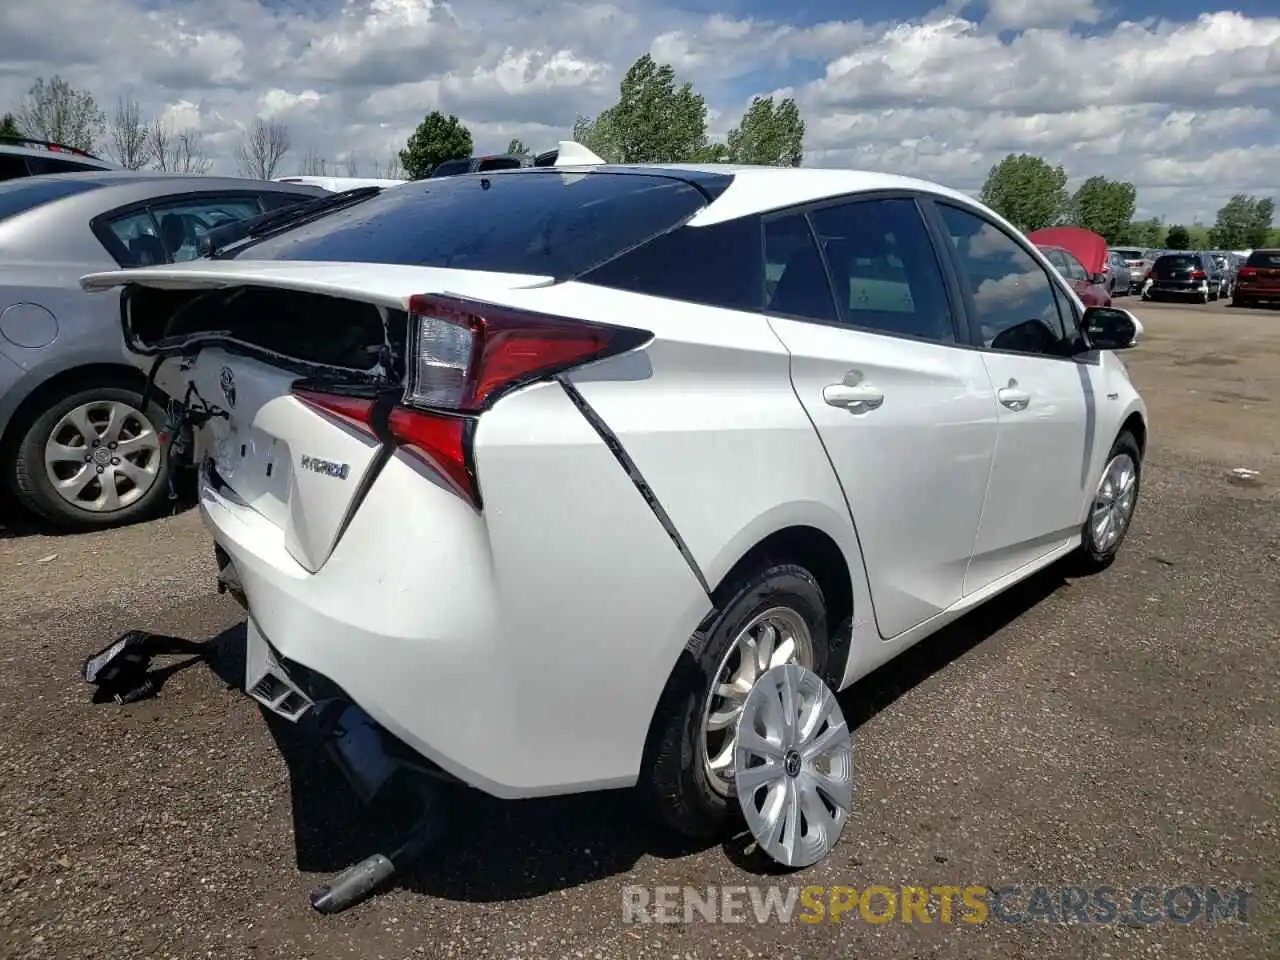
[9,384,172,531]
[639,564,830,839]
[1232,296,1254,309]
[1071,430,1141,574]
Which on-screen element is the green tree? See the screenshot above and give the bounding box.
[399,112,473,180]
[0,113,20,139]
[725,95,805,166]
[1071,176,1136,243]
[505,137,529,157]
[979,154,1069,233]
[1128,217,1164,248]
[572,112,620,162]
[17,76,104,152]
[580,54,710,164]
[1208,194,1274,250]
[1165,224,1191,250]
[1245,197,1274,249]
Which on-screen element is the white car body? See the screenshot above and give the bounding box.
[273,175,408,191]
[82,165,1147,808]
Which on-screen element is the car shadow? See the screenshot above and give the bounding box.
[0,474,198,539]
[196,561,1070,904]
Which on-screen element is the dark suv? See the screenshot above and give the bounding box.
[0,136,116,181]
[1142,251,1224,303]
[428,154,527,177]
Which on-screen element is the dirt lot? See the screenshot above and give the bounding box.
[1,299,1277,960]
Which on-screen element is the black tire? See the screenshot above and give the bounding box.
[639,563,830,839]
[9,384,172,531]
[1232,297,1253,309]
[1070,430,1142,574]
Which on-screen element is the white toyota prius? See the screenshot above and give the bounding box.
[83,162,1146,849]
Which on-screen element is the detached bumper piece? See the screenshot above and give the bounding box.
[81,630,211,704]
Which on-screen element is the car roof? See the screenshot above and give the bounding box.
[516,163,987,225]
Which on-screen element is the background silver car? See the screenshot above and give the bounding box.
[0,172,326,530]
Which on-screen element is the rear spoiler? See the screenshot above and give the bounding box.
[0,134,102,160]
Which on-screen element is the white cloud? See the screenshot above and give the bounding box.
[0,0,1275,223]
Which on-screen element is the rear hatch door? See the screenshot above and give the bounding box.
[81,260,552,572]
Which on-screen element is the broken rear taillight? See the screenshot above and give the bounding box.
[293,296,650,511]
[403,294,650,413]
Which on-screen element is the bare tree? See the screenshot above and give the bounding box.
[383,152,404,179]
[173,130,212,174]
[18,75,105,152]
[147,120,211,174]
[344,153,359,177]
[298,147,328,176]
[235,118,291,180]
[106,96,151,169]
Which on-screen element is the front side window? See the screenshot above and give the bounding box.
[807,197,956,343]
[937,202,1070,357]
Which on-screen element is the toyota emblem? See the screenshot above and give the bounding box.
[219,366,236,408]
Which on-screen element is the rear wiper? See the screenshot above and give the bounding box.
[201,186,383,259]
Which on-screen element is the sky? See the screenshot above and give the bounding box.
[1,0,1277,224]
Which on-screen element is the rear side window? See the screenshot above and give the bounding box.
[237,171,723,280]
[1245,250,1280,268]
[0,154,29,181]
[24,155,103,175]
[808,198,956,343]
[475,157,522,172]
[581,216,763,312]
[0,177,102,221]
[429,159,472,177]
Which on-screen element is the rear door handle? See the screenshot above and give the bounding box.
[998,381,1031,411]
[823,382,884,411]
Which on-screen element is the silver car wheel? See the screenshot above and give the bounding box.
[734,662,853,867]
[702,607,815,797]
[1090,452,1138,553]
[44,400,163,513]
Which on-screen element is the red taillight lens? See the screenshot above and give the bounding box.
[1192,270,1206,279]
[387,407,477,506]
[404,294,650,413]
[1238,267,1257,279]
[292,387,482,508]
[293,390,377,436]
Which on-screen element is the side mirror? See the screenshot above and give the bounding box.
[1083,306,1142,351]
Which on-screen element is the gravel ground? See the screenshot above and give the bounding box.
[1,299,1277,960]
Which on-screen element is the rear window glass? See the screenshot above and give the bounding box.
[1155,255,1198,268]
[429,159,472,177]
[1111,249,1142,259]
[0,177,102,221]
[236,170,723,280]
[1245,251,1280,268]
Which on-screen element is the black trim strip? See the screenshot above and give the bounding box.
[556,376,711,598]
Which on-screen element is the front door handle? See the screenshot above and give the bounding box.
[998,380,1031,411]
[823,382,885,412]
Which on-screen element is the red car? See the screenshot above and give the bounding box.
[1232,249,1280,308]
[1035,243,1113,307]
[1028,226,1113,308]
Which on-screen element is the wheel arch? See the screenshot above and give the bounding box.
[1120,410,1146,458]
[0,362,150,463]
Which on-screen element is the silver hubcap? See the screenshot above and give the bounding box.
[734,662,853,867]
[1090,452,1138,552]
[44,400,162,513]
[702,607,815,797]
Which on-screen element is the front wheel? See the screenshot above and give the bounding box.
[639,564,830,839]
[1071,431,1142,574]
[9,384,172,531]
